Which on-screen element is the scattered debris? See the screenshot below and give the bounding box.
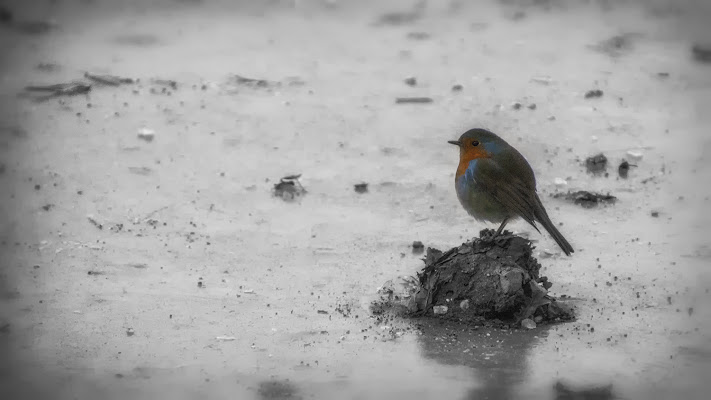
[228,74,273,88]
[692,44,711,63]
[24,81,91,101]
[553,191,617,208]
[554,177,568,188]
[150,78,177,90]
[412,241,424,254]
[371,230,575,326]
[354,183,368,193]
[395,97,433,104]
[406,31,430,40]
[585,153,608,175]
[137,127,155,142]
[618,160,635,179]
[404,77,417,86]
[273,174,307,201]
[87,215,103,230]
[84,72,134,86]
[584,89,604,99]
[451,84,463,92]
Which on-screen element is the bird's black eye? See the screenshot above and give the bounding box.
[471,140,479,146]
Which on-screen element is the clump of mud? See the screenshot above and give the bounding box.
[371,229,574,327]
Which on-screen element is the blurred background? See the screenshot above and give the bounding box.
[1,0,710,399]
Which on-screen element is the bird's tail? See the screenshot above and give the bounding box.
[532,194,574,256]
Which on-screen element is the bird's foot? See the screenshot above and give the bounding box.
[478,230,514,248]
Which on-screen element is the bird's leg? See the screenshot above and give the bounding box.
[480,217,510,243]
[492,217,510,239]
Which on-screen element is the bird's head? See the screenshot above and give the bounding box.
[448,128,506,161]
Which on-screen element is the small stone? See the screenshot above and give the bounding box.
[618,160,631,179]
[626,150,643,162]
[539,249,556,258]
[412,241,424,254]
[585,153,608,175]
[651,211,659,218]
[512,102,522,110]
[126,328,135,336]
[433,305,448,315]
[137,127,155,142]
[521,318,536,329]
[354,183,368,193]
[404,77,417,86]
[459,299,470,310]
[584,89,604,99]
[533,316,543,323]
[451,84,463,92]
[395,97,433,104]
[554,177,567,187]
[527,103,537,110]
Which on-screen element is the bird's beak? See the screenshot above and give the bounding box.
[448,140,462,146]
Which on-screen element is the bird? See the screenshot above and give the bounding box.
[448,128,574,256]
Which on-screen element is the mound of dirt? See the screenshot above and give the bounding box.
[371,229,575,328]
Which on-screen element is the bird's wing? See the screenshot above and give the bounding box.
[472,158,541,232]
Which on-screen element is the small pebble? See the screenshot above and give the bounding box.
[137,127,155,142]
[433,305,448,315]
[626,150,643,162]
[521,318,536,329]
[584,89,604,99]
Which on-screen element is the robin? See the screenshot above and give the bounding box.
[448,128,574,256]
